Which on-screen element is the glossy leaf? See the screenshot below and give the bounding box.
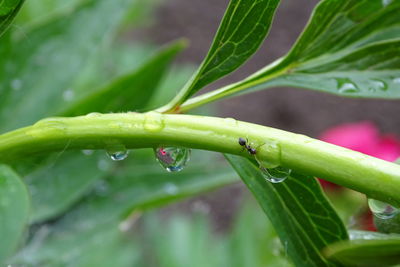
[205,0,400,103]
[167,0,281,107]
[61,40,186,116]
[226,155,348,267]
[0,0,24,37]
[0,164,29,263]
[324,238,400,267]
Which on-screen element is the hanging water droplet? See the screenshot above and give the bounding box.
[260,166,291,183]
[163,182,179,195]
[107,149,129,161]
[10,79,22,91]
[336,78,359,93]
[393,77,400,84]
[369,79,388,92]
[62,89,75,101]
[154,146,190,172]
[368,198,399,219]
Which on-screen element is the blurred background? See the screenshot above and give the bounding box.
[7,0,400,266]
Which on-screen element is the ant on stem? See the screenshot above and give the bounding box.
[238,137,257,155]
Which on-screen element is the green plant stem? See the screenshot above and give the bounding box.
[2,112,400,206]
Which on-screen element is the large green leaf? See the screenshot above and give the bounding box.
[13,150,238,266]
[324,238,400,266]
[0,0,24,36]
[0,164,29,263]
[226,155,348,267]
[165,0,281,107]
[203,0,400,102]
[0,0,135,133]
[61,40,186,116]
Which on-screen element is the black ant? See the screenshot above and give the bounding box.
[238,137,257,155]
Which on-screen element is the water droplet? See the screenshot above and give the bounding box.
[163,182,179,195]
[260,166,291,183]
[62,89,75,101]
[369,79,388,92]
[11,79,22,91]
[382,0,393,7]
[82,149,94,156]
[154,146,190,172]
[224,117,238,126]
[106,148,129,161]
[144,112,165,133]
[393,77,400,84]
[336,78,359,93]
[368,198,399,219]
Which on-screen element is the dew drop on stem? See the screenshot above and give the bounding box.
[154,146,191,172]
[106,144,129,161]
[368,198,399,219]
[259,165,292,183]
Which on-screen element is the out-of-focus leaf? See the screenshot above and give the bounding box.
[207,0,400,102]
[25,151,114,223]
[0,164,29,263]
[0,0,24,36]
[166,0,281,107]
[0,0,135,133]
[226,155,348,267]
[13,150,238,266]
[324,238,400,267]
[61,40,186,116]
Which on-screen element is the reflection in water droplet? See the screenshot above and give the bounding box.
[107,149,129,161]
[164,182,179,195]
[336,78,359,93]
[382,0,393,7]
[393,77,400,84]
[368,198,399,219]
[260,166,291,183]
[154,146,190,172]
[144,112,165,133]
[11,79,22,91]
[369,79,388,92]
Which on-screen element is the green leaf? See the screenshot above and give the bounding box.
[61,40,186,116]
[0,0,136,132]
[198,0,400,105]
[225,155,348,267]
[13,150,238,266]
[0,0,24,36]
[162,0,281,110]
[324,238,400,267]
[0,164,29,263]
[25,151,114,223]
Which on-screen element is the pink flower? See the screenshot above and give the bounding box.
[319,121,400,189]
[320,121,400,161]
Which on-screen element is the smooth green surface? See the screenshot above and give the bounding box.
[12,150,237,266]
[158,0,281,112]
[183,0,400,111]
[226,155,347,267]
[324,239,400,266]
[0,0,24,36]
[2,113,400,207]
[0,164,29,263]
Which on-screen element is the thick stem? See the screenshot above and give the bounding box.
[1,112,400,206]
